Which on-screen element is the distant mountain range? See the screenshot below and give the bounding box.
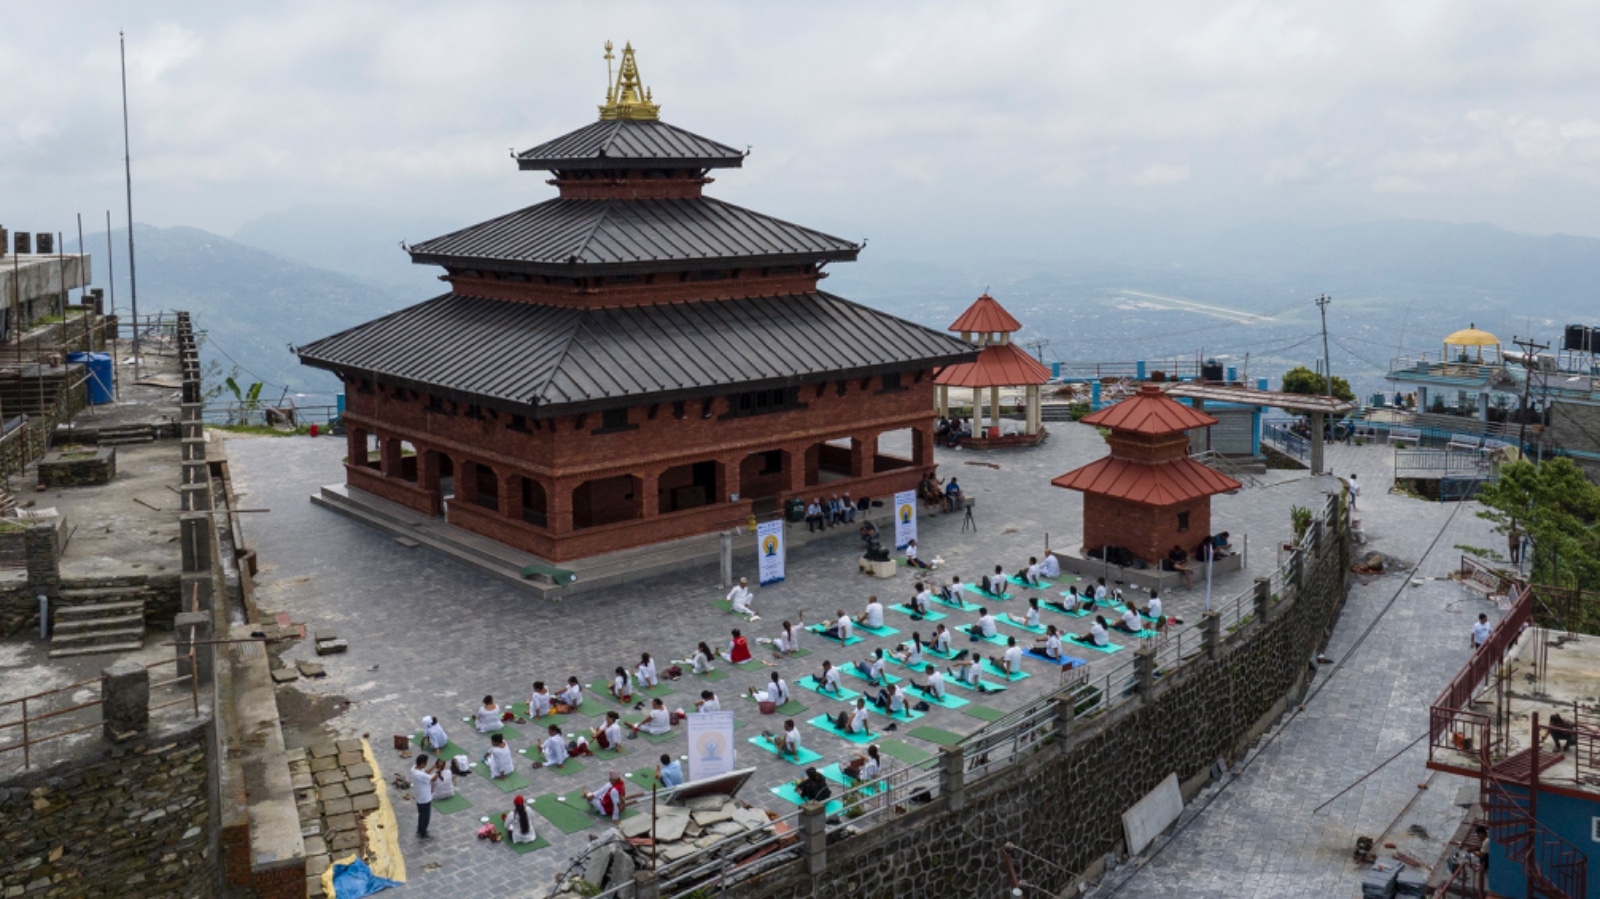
[73,209,1600,406]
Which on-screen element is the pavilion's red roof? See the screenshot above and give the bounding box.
[1079,384,1217,435]
[935,342,1052,388]
[1051,456,1241,506]
[948,294,1022,334]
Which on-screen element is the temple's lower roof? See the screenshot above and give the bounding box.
[298,291,975,416]
[1051,456,1242,506]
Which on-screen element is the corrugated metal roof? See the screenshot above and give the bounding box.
[409,198,859,273]
[948,294,1022,334]
[1051,456,1242,506]
[934,342,1051,388]
[298,291,976,416]
[1080,384,1219,435]
[517,119,745,171]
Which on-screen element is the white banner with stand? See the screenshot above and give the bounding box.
[756,520,785,585]
[893,489,917,550]
[686,711,737,780]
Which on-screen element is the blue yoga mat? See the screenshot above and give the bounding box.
[1026,649,1086,668]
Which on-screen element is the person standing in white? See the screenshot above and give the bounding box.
[410,755,436,839]
[1348,473,1360,510]
[1472,613,1492,649]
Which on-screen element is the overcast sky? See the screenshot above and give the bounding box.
[5,1,1600,251]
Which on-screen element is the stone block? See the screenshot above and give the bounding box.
[345,763,373,779]
[345,778,374,796]
[325,813,358,834]
[305,855,330,877]
[321,797,352,816]
[336,750,362,767]
[101,660,149,742]
[296,660,326,678]
[310,742,338,759]
[350,794,379,813]
[271,668,300,684]
[335,738,363,753]
[309,756,337,773]
[314,639,348,656]
[329,831,361,852]
[302,836,327,857]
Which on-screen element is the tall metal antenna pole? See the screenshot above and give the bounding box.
[120,31,141,374]
[1315,294,1333,400]
[105,211,119,398]
[75,213,84,303]
[1511,335,1548,457]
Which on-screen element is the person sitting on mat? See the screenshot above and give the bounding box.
[1093,578,1108,602]
[823,609,854,641]
[1163,545,1195,590]
[557,677,584,712]
[1114,605,1143,635]
[964,607,998,641]
[528,682,553,719]
[483,732,516,779]
[748,671,790,706]
[841,745,883,782]
[892,633,926,668]
[636,653,659,690]
[931,623,953,656]
[628,698,672,738]
[813,660,844,695]
[988,636,1024,678]
[1138,592,1177,625]
[695,689,721,713]
[1038,551,1061,580]
[872,682,909,717]
[759,617,805,657]
[855,596,885,630]
[727,577,759,620]
[674,641,717,675]
[983,565,1007,596]
[421,715,450,753]
[905,538,932,570]
[1014,556,1044,586]
[947,657,984,690]
[584,772,628,822]
[503,794,538,844]
[475,695,505,733]
[657,753,684,788]
[831,698,872,736]
[429,757,456,801]
[939,576,965,605]
[1034,625,1064,661]
[535,724,574,767]
[855,648,889,685]
[1042,588,1076,615]
[1009,597,1042,630]
[723,629,753,664]
[761,718,803,760]
[795,767,832,803]
[906,582,933,618]
[1070,616,1112,647]
[608,667,634,704]
[591,711,625,753]
[911,667,947,701]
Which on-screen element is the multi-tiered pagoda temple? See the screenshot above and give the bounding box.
[299,44,975,561]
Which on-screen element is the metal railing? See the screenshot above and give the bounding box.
[1427,581,1533,774]
[1261,422,1309,462]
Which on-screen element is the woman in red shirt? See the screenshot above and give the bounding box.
[724,628,753,664]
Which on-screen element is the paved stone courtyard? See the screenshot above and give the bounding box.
[222,423,1483,897]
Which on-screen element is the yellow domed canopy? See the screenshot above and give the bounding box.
[1444,324,1500,347]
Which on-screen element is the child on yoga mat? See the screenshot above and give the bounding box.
[831,699,871,736]
[911,668,947,701]
[591,711,625,752]
[892,633,926,668]
[528,682,553,719]
[557,677,584,712]
[1034,625,1063,660]
[841,745,882,781]
[483,732,515,779]
[814,661,843,695]
[965,608,998,640]
[723,629,753,664]
[609,667,634,704]
[636,653,659,689]
[475,696,505,733]
[1071,616,1111,647]
[988,637,1024,678]
[854,648,888,685]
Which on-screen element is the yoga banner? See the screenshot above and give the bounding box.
[893,489,917,550]
[686,710,737,780]
[756,519,785,586]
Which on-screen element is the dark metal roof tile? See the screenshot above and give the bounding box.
[517,119,744,171]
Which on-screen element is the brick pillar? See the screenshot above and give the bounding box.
[939,745,965,811]
[548,480,574,535]
[850,434,871,478]
[783,448,805,495]
[173,611,213,684]
[718,457,740,503]
[1200,610,1221,658]
[640,468,660,518]
[1309,410,1326,475]
[419,449,442,515]
[1254,577,1272,623]
[500,473,523,522]
[912,427,931,466]
[381,437,403,478]
[101,660,149,743]
[347,427,368,468]
[800,801,828,875]
[457,459,477,503]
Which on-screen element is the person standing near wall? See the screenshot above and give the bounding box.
[1471,614,1492,649]
[411,754,435,839]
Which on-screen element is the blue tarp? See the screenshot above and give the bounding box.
[332,859,401,898]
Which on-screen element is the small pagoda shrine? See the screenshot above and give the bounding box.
[1052,384,1240,565]
[934,293,1051,446]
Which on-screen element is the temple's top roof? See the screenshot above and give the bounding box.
[934,342,1051,388]
[516,119,745,173]
[298,291,975,416]
[408,197,859,275]
[948,294,1022,334]
[1079,384,1219,435]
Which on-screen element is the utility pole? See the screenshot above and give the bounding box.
[1315,294,1333,401]
[120,31,141,374]
[1511,335,1548,457]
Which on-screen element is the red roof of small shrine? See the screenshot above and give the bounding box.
[1079,384,1217,435]
[1051,455,1241,506]
[935,342,1052,388]
[948,294,1022,334]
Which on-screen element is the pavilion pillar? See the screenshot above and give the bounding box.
[457,458,477,501]
[641,468,660,519]
[1476,392,1488,422]
[548,480,575,535]
[418,449,442,508]
[973,386,982,433]
[1309,411,1326,476]
[380,436,403,478]
[1189,397,1207,454]
[1025,385,1040,436]
[937,385,949,419]
[912,427,932,466]
[499,472,523,522]
[347,427,368,468]
[849,435,871,478]
[784,448,806,495]
[718,457,740,503]
[989,385,1000,436]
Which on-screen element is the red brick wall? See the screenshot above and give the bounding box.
[1082,492,1211,567]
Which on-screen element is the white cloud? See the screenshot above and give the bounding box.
[1132,163,1191,186]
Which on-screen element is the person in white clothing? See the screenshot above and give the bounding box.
[854,648,888,684]
[1093,579,1108,602]
[1034,625,1063,661]
[872,682,907,716]
[585,773,627,822]
[591,711,625,752]
[842,745,882,781]
[984,565,1008,596]
[965,608,998,640]
[558,677,584,710]
[728,578,759,620]
[674,642,717,674]
[905,538,932,570]
[1071,616,1111,647]
[421,716,450,753]
[609,667,634,703]
[635,653,659,689]
[528,683,553,719]
[823,609,854,641]
[912,667,947,701]
[948,657,983,688]
[906,583,933,618]
[856,596,885,629]
[1472,614,1492,648]
[1115,606,1143,634]
[837,699,871,735]
[628,698,673,737]
[504,795,537,844]
[475,696,505,733]
[763,718,803,760]
[1142,594,1163,622]
[1010,597,1042,629]
[931,624,953,655]
[429,758,456,800]
[483,732,516,779]
[537,724,574,767]
[695,690,721,713]
[892,633,926,668]
[774,618,804,656]
[988,637,1024,678]
[747,671,789,706]
[812,661,844,696]
[1348,473,1360,510]
[411,755,437,839]
[1038,552,1061,579]
[1018,556,1045,586]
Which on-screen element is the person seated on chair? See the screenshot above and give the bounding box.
[675,641,717,674]
[854,648,889,685]
[795,767,832,803]
[872,682,908,716]
[475,695,505,733]
[584,772,628,822]
[1549,714,1577,751]
[608,667,634,704]
[527,682,553,720]
[429,757,456,801]
[1034,625,1064,661]
[590,711,625,753]
[421,715,451,753]
[841,745,883,782]
[813,660,844,695]
[627,698,672,738]
[930,623,953,656]
[823,609,854,641]
[965,607,998,641]
[557,677,584,711]
[892,633,926,669]
[983,565,1008,596]
[537,724,578,766]
[831,699,872,736]
[1213,532,1233,555]
[503,794,538,844]
[723,629,753,664]
[911,667,947,701]
[1009,597,1043,630]
[858,520,880,547]
[764,718,803,760]
[748,671,790,707]
[841,493,858,523]
[905,582,933,618]
[1038,551,1061,580]
[694,690,721,713]
[988,636,1025,678]
[1163,545,1195,590]
[727,578,759,620]
[944,478,964,511]
[635,653,659,690]
[905,539,932,570]
[1114,605,1144,635]
[805,498,825,532]
[1070,616,1112,647]
[855,596,885,630]
[483,732,515,779]
[657,753,685,788]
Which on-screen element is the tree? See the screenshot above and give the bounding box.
[1473,457,1600,592]
[1280,366,1355,403]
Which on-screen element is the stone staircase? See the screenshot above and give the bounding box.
[49,578,150,658]
[97,424,158,446]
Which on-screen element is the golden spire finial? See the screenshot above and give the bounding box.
[598,40,660,121]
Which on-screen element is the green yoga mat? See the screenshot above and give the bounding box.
[907,685,969,709]
[998,613,1049,635]
[519,746,586,777]
[636,682,674,698]
[807,625,865,646]
[980,660,1032,681]
[931,594,981,612]
[876,739,935,766]
[588,682,638,706]
[740,694,807,717]
[1066,637,1126,654]
[628,768,662,791]
[906,726,965,747]
[734,658,768,671]
[495,815,551,853]
[693,668,730,681]
[530,794,603,834]
[412,734,469,762]
[492,725,525,743]
[591,744,625,760]
[888,604,947,622]
[472,763,533,792]
[770,783,843,816]
[619,716,679,744]
[855,622,901,638]
[508,704,571,729]
[431,792,472,815]
[963,584,1014,601]
[961,705,1008,723]
[747,734,824,765]
[1006,575,1053,590]
[959,627,1012,647]
[841,665,902,686]
[808,715,877,744]
[797,675,860,702]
